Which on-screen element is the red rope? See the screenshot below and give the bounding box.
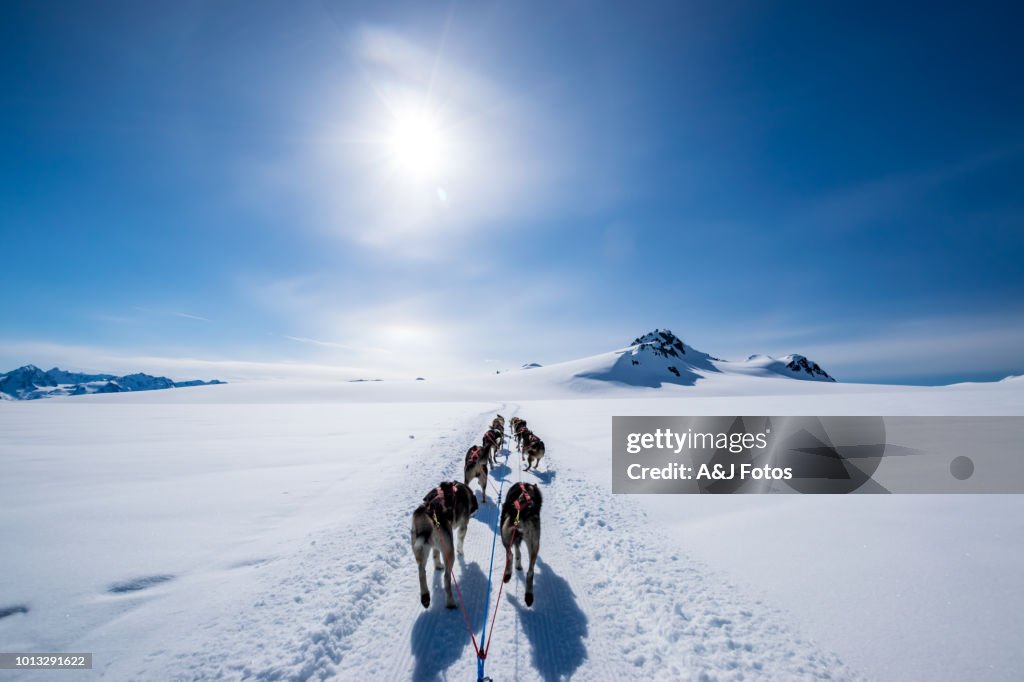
[481,525,516,659]
[445,555,484,659]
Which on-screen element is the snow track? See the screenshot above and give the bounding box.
[16,402,861,681]
[206,405,505,682]
[236,405,860,681]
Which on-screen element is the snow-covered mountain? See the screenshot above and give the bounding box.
[0,365,225,400]
[484,331,834,390]
[566,329,835,387]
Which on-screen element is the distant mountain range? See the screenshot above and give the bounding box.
[0,365,225,400]
[1,330,834,399]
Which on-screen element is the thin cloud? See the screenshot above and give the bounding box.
[284,335,391,355]
[791,313,1024,381]
[0,340,391,382]
[790,142,1024,233]
[172,312,211,322]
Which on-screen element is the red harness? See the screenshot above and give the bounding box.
[425,483,459,518]
[513,488,534,515]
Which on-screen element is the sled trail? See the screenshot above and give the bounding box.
[78,403,861,681]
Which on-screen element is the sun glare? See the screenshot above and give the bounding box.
[388,112,445,179]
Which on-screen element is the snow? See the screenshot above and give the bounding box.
[1,357,1022,680]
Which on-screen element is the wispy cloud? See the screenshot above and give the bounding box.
[789,313,1024,381]
[239,267,611,375]
[789,142,1024,233]
[283,335,390,355]
[172,312,210,322]
[0,340,387,382]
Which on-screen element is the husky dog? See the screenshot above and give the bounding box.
[490,415,505,432]
[411,481,479,609]
[509,416,523,433]
[514,425,531,452]
[464,444,489,502]
[500,482,543,606]
[523,434,545,471]
[479,438,498,466]
[482,428,503,462]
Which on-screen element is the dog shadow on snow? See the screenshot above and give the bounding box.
[471,496,500,529]
[410,559,488,682]
[509,558,588,682]
[529,469,556,486]
[491,459,513,479]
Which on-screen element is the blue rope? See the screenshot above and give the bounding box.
[477,438,510,682]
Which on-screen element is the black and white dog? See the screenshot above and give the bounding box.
[522,433,545,471]
[514,424,530,452]
[500,482,543,607]
[411,481,479,608]
[482,428,503,464]
[464,444,489,502]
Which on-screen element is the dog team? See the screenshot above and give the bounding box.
[411,414,545,609]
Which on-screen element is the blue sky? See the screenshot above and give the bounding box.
[2,1,1022,384]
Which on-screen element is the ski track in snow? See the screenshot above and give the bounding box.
[84,403,861,681]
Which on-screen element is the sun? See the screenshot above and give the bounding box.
[387,112,445,179]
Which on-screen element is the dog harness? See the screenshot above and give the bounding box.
[512,486,536,526]
[424,483,460,526]
[467,446,482,466]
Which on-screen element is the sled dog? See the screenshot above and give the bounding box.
[514,425,531,452]
[500,482,543,606]
[523,434,545,471]
[411,481,478,608]
[483,428,503,462]
[464,444,489,502]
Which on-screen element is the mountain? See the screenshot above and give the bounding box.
[0,365,225,400]
[742,353,834,381]
[0,365,55,398]
[568,329,835,387]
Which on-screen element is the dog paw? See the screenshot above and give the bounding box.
[446,601,456,610]
[503,573,511,584]
[525,592,534,607]
[421,593,430,608]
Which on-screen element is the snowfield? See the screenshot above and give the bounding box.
[1,362,1023,681]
